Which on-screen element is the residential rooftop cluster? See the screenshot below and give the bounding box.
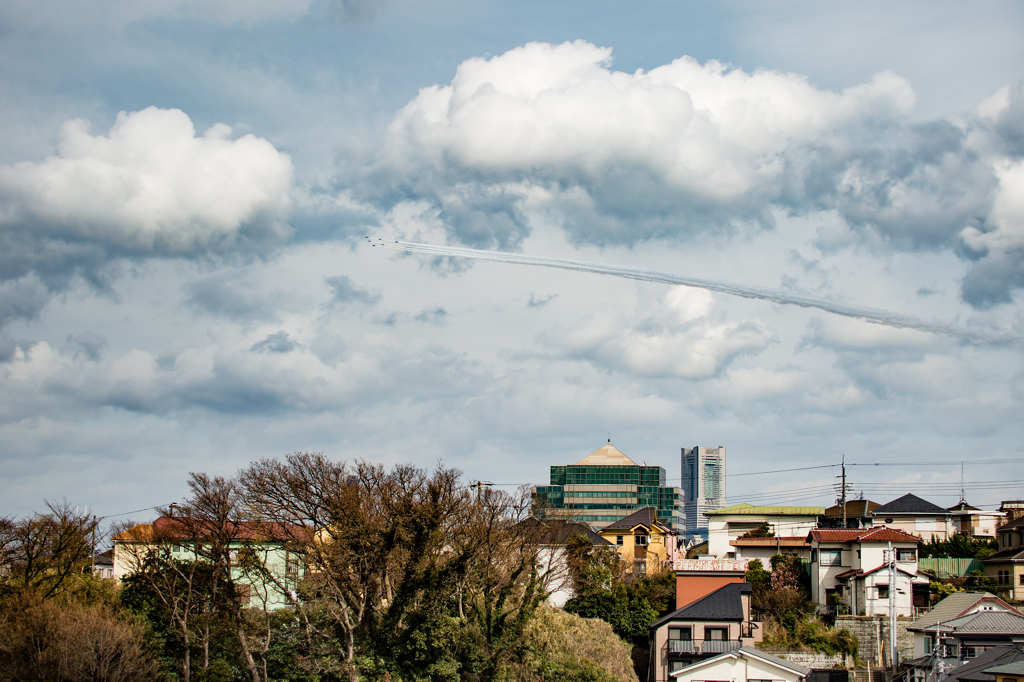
[5,442,1022,682]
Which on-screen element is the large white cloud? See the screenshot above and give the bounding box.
[0,107,292,255]
[376,40,918,243]
[0,107,293,322]
[372,41,1024,306]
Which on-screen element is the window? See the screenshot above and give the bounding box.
[877,585,889,599]
[811,549,818,563]
[998,570,1010,585]
[635,535,648,546]
[705,627,727,641]
[616,535,624,546]
[924,636,933,654]
[669,662,689,673]
[171,544,181,553]
[1020,574,1024,585]
[669,627,692,641]
[820,549,842,566]
[897,549,916,562]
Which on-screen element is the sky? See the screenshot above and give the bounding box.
[2,0,1024,522]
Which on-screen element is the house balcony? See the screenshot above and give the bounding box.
[668,639,742,655]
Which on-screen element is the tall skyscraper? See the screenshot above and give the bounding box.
[532,441,681,530]
[681,446,726,540]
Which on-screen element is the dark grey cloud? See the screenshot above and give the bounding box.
[330,0,388,24]
[414,307,448,325]
[185,272,277,321]
[993,81,1024,158]
[0,276,51,326]
[251,331,299,354]
[960,249,1024,309]
[63,332,107,361]
[325,275,381,307]
[528,292,557,309]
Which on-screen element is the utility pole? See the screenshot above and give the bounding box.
[91,515,97,576]
[889,541,898,673]
[469,481,493,502]
[841,455,847,528]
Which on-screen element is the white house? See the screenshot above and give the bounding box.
[807,526,930,616]
[669,646,810,682]
[705,504,824,558]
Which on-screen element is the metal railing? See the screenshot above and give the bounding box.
[668,640,742,655]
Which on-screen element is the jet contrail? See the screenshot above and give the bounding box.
[369,238,1019,347]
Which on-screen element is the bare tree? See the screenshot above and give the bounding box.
[0,595,158,682]
[238,453,563,678]
[112,517,213,682]
[1,500,100,600]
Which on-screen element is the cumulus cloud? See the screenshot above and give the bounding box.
[960,155,1024,307]
[0,107,293,324]
[375,40,918,246]
[251,331,299,354]
[0,331,475,423]
[542,287,775,379]
[185,272,280,322]
[325,275,382,307]
[371,41,1024,307]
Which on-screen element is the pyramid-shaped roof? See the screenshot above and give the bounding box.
[575,441,637,466]
[874,493,949,515]
[602,507,672,533]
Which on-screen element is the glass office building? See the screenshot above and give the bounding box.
[532,441,681,530]
[680,446,727,540]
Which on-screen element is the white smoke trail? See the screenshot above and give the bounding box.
[369,239,1020,347]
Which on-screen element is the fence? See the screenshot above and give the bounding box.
[668,640,742,655]
[918,558,982,579]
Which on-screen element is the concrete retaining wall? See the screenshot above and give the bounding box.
[836,616,913,667]
[758,648,846,668]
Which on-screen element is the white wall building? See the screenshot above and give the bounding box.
[705,504,824,558]
[807,527,930,617]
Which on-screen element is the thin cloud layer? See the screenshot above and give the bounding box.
[373,41,1024,307]
[0,107,293,323]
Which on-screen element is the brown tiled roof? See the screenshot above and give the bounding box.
[808,526,921,544]
[518,518,611,546]
[732,537,809,547]
[115,516,305,543]
[834,568,862,579]
[825,500,880,518]
[999,516,1024,531]
[602,507,672,533]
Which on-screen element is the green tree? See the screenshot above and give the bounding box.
[740,522,774,539]
[920,533,997,559]
[744,559,771,594]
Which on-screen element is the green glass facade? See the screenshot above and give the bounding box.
[532,462,681,530]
